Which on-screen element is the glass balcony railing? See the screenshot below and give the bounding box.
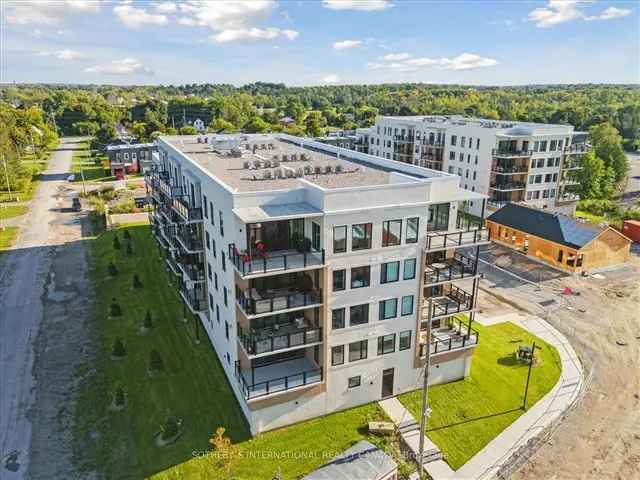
[236,287,322,316]
[229,243,325,277]
[425,228,489,251]
[235,360,323,400]
[237,322,322,356]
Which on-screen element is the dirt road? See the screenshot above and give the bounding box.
[0,138,94,479]
[476,245,640,479]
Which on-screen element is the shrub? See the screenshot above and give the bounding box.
[149,349,164,372]
[126,241,133,255]
[110,297,122,317]
[110,198,136,214]
[161,416,179,441]
[114,386,126,407]
[112,337,126,358]
[132,273,143,289]
[108,261,118,277]
[143,310,153,330]
[123,229,131,240]
[113,235,121,250]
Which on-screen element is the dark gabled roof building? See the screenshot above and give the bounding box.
[486,203,631,272]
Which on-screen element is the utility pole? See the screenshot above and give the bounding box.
[522,341,541,410]
[2,153,13,202]
[418,298,433,479]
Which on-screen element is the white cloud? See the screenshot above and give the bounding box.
[113,3,168,29]
[85,58,154,76]
[369,52,498,72]
[322,0,392,11]
[333,40,363,50]
[39,49,86,61]
[380,52,411,61]
[527,1,632,28]
[4,0,101,25]
[322,74,340,83]
[210,27,298,43]
[152,2,178,13]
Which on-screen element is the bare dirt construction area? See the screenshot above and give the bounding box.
[476,244,640,479]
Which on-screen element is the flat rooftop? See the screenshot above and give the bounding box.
[161,134,434,193]
[378,115,573,133]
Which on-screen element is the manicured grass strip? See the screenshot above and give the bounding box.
[0,204,28,220]
[71,142,110,182]
[0,227,19,250]
[74,225,250,479]
[399,320,561,470]
[152,402,403,480]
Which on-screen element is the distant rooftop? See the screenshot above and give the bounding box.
[106,142,156,151]
[160,134,445,193]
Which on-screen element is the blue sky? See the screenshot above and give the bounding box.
[1,0,638,86]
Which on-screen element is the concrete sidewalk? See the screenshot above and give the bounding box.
[381,313,583,480]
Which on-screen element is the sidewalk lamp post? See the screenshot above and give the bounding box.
[522,341,542,410]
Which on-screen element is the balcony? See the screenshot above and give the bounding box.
[425,227,489,252]
[165,254,182,277]
[424,252,477,286]
[238,320,322,356]
[230,243,325,277]
[423,285,474,320]
[180,284,207,313]
[491,164,529,175]
[172,195,203,223]
[175,225,204,253]
[237,285,322,316]
[235,356,323,400]
[421,139,445,147]
[418,318,479,357]
[176,256,205,283]
[556,192,580,204]
[492,149,533,158]
[393,134,415,143]
[562,161,583,170]
[490,182,526,192]
[564,144,589,154]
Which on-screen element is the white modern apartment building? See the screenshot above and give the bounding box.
[146,133,489,434]
[359,115,588,216]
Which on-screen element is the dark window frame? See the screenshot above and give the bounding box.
[349,303,369,326]
[377,334,396,356]
[399,330,412,351]
[351,223,372,251]
[378,298,398,320]
[380,261,400,284]
[333,269,346,291]
[333,225,347,253]
[406,217,419,243]
[348,340,368,362]
[348,375,361,388]
[332,345,344,366]
[382,219,402,247]
[403,258,417,280]
[332,308,345,329]
[350,266,371,289]
[401,295,414,316]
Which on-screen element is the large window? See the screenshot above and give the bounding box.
[312,222,321,251]
[333,269,346,291]
[406,217,419,243]
[403,258,416,280]
[428,203,450,231]
[348,376,361,388]
[401,295,414,316]
[380,261,400,284]
[350,303,369,326]
[382,219,402,247]
[351,266,370,288]
[351,223,372,250]
[377,334,396,356]
[379,298,398,320]
[333,226,347,253]
[332,308,345,329]
[348,340,368,362]
[332,345,344,366]
[399,330,412,351]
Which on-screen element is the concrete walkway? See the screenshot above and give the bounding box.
[380,313,583,480]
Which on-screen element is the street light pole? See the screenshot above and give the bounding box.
[418,298,433,479]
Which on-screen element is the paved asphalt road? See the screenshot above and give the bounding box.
[0,138,79,478]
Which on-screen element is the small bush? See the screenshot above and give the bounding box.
[126,241,133,255]
[110,198,136,214]
[110,297,122,317]
[143,310,153,330]
[112,337,126,358]
[114,386,126,407]
[123,229,131,240]
[149,349,164,372]
[113,235,121,250]
[108,261,118,276]
[132,273,143,289]
[161,416,179,441]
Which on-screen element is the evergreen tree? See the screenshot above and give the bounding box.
[132,273,143,289]
[143,310,153,330]
[108,261,118,276]
[114,386,126,407]
[112,337,126,357]
[113,235,121,250]
[149,349,164,372]
[110,297,122,317]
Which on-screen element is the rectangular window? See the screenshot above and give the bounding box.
[333,226,347,253]
[209,293,214,309]
[461,136,466,148]
[382,219,402,247]
[545,173,552,183]
[312,222,320,251]
[351,223,372,250]
[350,303,369,326]
[332,308,345,329]
[207,262,213,280]
[403,258,416,280]
[205,231,211,250]
[550,140,557,151]
[225,321,229,340]
[539,140,547,152]
[401,295,414,316]
[332,345,344,366]
[212,239,217,257]
[351,266,370,288]
[348,376,361,388]
[214,272,218,290]
[348,340,368,362]
[219,211,224,237]
[537,158,545,168]
[380,261,400,284]
[476,138,480,149]
[216,304,220,322]
[451,135,457,146]
[333,269,346,291]
[377,334,396,356]
[223,287,228,306]
[546,158,554,167]
[203,195,208,219]
[406,217,419,243]
[535,175,542,184]
[379,298,398,320]
[221,252,226,271]
[449,151,455,161]
[399,330,412,351]
[209,201,214,225]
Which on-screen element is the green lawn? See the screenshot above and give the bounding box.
[71,141,110,182]
[399,320,561,470]
[0,145,57,203]
[0,227,19,250]
[575,209,623,229]
[0,204,28,220]
[74,225,249,479]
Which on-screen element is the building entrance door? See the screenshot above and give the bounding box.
[381,368,394,398]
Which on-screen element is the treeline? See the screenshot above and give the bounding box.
[2,83,639,150]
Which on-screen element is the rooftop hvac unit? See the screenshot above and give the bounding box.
[260,143,266,150]
[290,153,297,161]
[263,170,272,180]
[268,143,274,149]
[314,166,322,175]
[324,165,332,174]
[304,165,313,175]
[230,148,242,158]
[286,169,294,178]
[273,159,280,168]
[253,160,261,169]
[335,164,343,173]
[282,154,289,162]
[296,167,304,177]
[300,153,308,161]
[264,160,272,168]
[272,154,279,161]
[243,161,250,169]
[277,169,286,179]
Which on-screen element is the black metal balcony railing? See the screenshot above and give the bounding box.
[421,139,445,147]
[180,285,207,312]
[165,254,182,277]
[564,144,589,154]
[237,288,322,316]
[491,164,529,174]
[419,318,480,356]
[424,285,474,319]
[425,227,489,251]
[492,149,533,158]
[237,323,322,356]
[229,243,325,276]
[235,361,323,400]
[490,182,526,191]
[177,258,205,282]
[172,196,203,223]
[424,253,477,285]
[176,228,203,252]
[393,135,415,142]
[562,161,583,170]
